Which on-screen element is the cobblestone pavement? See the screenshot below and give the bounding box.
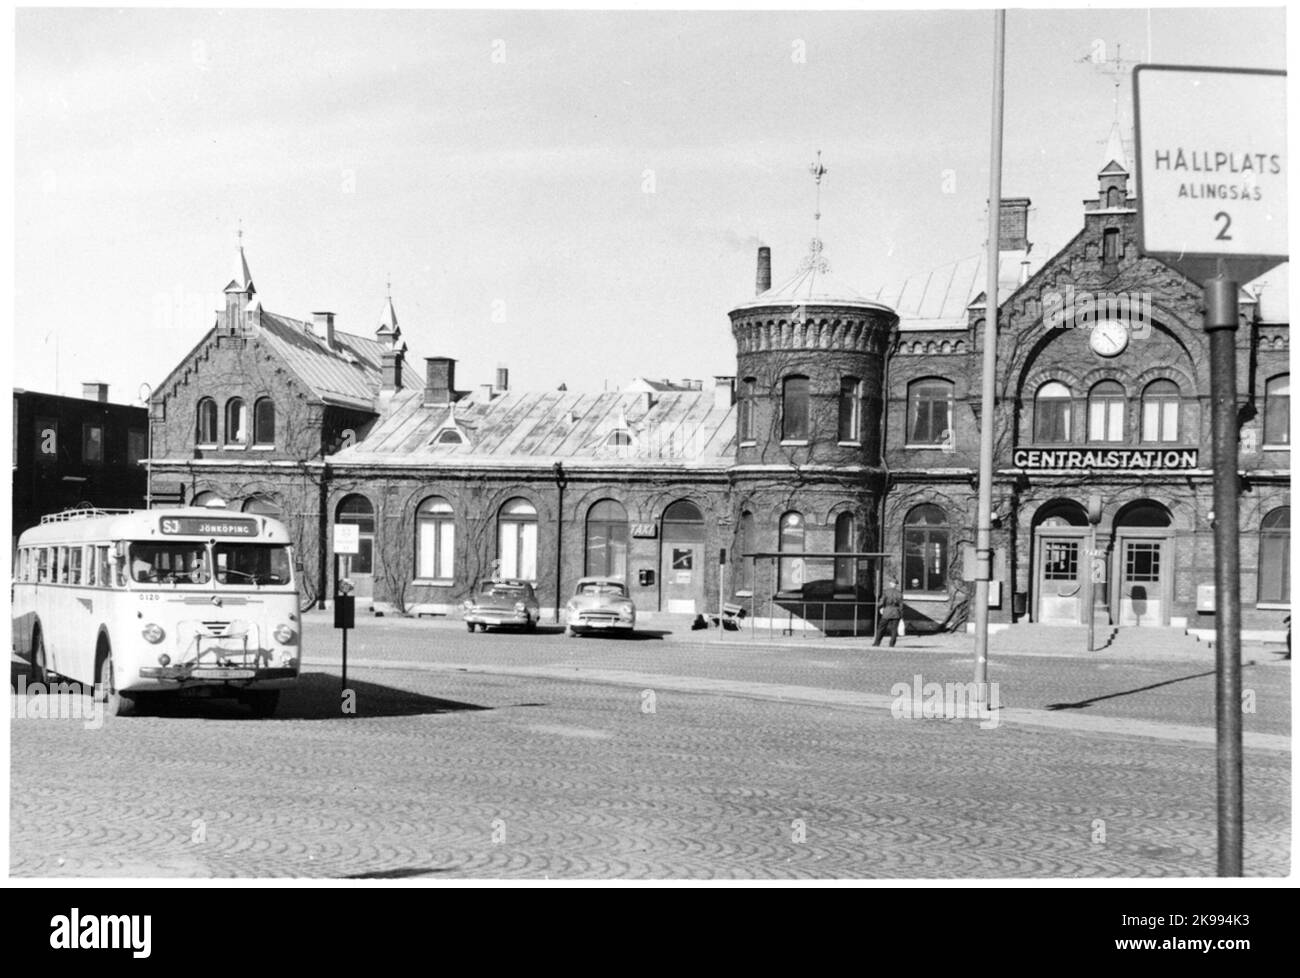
[9,619,1290,879]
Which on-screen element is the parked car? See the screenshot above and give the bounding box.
[565,577,637,636]
[463,579,540,632]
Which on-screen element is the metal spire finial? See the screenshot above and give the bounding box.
[800,151,831,274]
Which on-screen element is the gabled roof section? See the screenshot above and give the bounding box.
[329,389,736,469]
[871,249,1045,331]
[258,310,423,411]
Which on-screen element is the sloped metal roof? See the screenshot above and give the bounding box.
[329,389,736,469]
[257,311,422,411]
[870,249,1045,331]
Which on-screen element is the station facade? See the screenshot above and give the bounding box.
[144,139,1290,634]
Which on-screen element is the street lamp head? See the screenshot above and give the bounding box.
[552,461,568,489]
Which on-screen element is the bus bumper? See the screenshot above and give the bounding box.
[136,666,298,687]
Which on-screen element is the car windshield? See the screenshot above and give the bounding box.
[214,543,293,586]
[482,582,526,599]
[129,543,211,585]
[577,582,627,597]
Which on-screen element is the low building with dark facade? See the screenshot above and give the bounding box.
[144,132,1289,637]
[12,384,149,546]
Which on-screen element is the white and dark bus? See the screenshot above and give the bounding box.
[13,504,302,717]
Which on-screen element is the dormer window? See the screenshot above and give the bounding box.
[431,427,466,446]
[603,429,634,449]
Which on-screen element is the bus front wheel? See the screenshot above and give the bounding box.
[95,640,138,718]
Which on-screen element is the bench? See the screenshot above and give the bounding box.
[710,602,747,630]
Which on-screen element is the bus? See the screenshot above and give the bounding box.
[13,503,303,717]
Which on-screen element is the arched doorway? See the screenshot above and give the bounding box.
[336,494,375,601]
[1111,500,1173,627]
[1031,499,1090,625]
[660,500,705,613]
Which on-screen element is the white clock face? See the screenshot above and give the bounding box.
[1090,319,1129,357]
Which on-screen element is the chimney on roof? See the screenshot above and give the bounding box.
[381,345,405,394]
[82,381,109,403]
[424,357,456,405]
[756,246,772,295]
[495,365,509,393]
[713,376,735,409]
[312,312,336,350]
[998,198,1031,251]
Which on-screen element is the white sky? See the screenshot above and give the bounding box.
[12,5,1288,402]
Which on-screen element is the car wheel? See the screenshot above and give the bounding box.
[526,617,537,632]
[466,621,475,633]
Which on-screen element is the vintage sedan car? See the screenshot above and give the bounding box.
[463,579,540,632]
[565,577,637,636]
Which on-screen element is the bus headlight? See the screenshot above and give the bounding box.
[273,624,296,645]
[158,653,171,667]
[514,601,526,613]
[142,623,166,644]
[618,604,634,620]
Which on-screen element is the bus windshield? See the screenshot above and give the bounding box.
[129,542,212,585]
[214,543,293,586]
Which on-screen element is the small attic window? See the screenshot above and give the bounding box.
[603,430,634,448]
[431,428,466,446]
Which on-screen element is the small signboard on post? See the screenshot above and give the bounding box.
[1134,65,1287,282]
[332,523,360,555]
[1134,63,1287,878]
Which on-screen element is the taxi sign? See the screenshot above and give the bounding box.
[1134,65,1287,282]
[332,523,360,555]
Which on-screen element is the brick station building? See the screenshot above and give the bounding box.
[145,131,1289,635]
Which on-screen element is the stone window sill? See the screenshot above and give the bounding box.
[412,578,455,587]
[1256,602,1291,611]
[779,440,809,447]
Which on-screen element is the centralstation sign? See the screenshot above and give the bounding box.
[1134,65,1287,282]
[1012,448,1199,472]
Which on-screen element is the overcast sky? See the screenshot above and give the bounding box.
[12,5,1287,402]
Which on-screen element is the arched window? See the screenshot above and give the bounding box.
[1034,381,1072,444]
[242,494,281,518]
[838,377,862,442]
[1106,187,1122,208]
[602,430,633,451]
[585,499,628,578]
[903,504,950,595]
[416,497,455,581]
[1264,375,1289,446]
[191,490,224,507]
[778,511,805,592]
[834,511,856,591]
[908,378,954,445]
[738,377,757,443]
[224,397,247,445]
[432,428,465,446]
[196,398,218,445]
[336,494,375,575]
[1258,507,1290,604]
[1087,380,1126,442]
[781,375,810,442]
[253,397,275,446]
[498,498,538,580]
[1141,379,1180,442]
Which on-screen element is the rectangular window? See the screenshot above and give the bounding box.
[1265,379,1290,446]
[500,521,538,580]
[739,378,756,443]
[1103,228,1120,262]
[782,377,809,441]
[838,378,861,442]
[69,546,84,586]
[1035,401,1071,443]
[1259,534,1290,604]
[128,429,147,464]
[1142,400,1180,442]
[418,517,455,580]
[1123,542,1162,583]
[1043,541,1080,581]
[82,423,104,464]
[1088,400,1124,442]
[908,382,953,445]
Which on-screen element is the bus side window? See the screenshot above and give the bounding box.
[37,548,49,583]
[84,547,96,587]
[55,546,66,584]
[97,546,111,588]
[70,546,83,585]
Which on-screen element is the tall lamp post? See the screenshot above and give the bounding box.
[138,382,153,509]
[552,462,568,624]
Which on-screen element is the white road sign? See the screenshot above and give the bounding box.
[332,523,360,555]
[1134,65,1287,281]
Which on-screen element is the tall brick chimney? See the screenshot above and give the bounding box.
[381,346,405,394]
[998,198,1031,251]
[82,381,109,403]
[424,357,456,405]
[713,376,735,409]
[495,365,509,393]
[756,246,772,294]
[312,312,336,349]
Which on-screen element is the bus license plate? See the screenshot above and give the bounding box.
[191,667,256,679]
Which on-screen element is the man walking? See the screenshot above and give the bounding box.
[872,577,904,647]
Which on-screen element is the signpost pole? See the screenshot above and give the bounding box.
[973,7,1006,705]
[1205,271,1243,876]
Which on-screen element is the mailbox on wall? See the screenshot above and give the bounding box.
[638,569,655,587]
[1197,584,1216,613]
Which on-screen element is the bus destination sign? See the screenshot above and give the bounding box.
[160,516,259,537]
